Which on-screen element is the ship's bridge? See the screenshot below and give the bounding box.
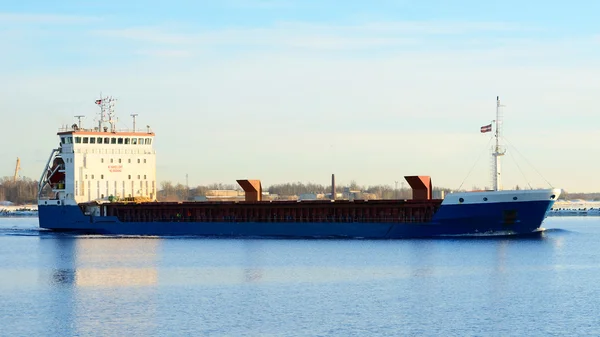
[58,129,155,147]
[39,127,158,205]
[39,95,158,204]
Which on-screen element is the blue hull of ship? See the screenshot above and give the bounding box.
[38,200,554,238]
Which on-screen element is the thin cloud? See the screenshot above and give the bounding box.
[92,27,195,44]
[0,12,100,24]
[135,49,193,58]
[276,20,538,35]
[89,20,530,52]
[223,0,296,8]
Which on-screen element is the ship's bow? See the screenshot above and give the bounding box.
[431,188,561,236]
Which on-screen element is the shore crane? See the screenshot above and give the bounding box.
[14,157,20,182]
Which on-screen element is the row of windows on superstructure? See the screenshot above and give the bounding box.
[61,136,153,145]
[101,158,147,164]
[84,174,149,180]
[61,158,148,164]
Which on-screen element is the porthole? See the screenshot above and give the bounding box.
[459,198,464,203]
[513,197,518,200]
[483,197,488,201]
[550,195,556,199]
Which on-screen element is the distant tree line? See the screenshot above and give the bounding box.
[157,180,453,201]
[0,177,39,204]
[157,181,239,201]
[1,176,598,203]
[561,191,600,201]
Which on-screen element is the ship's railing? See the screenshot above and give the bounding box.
[103,200,442,224]
[113,215,436,223]
[58,126,153,134]
[108,209,440,224]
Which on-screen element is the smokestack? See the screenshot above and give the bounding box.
[331,174,336,201]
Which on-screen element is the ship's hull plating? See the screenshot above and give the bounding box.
[38,199,555,238]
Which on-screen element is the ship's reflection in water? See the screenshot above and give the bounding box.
[37,233,562,336]
[46,237,159,337]
[49,238,159,286]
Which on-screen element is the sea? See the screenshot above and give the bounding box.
[1,217,599,337]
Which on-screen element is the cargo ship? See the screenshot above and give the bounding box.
[37,96,560,238]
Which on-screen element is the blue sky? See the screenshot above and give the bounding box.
[1,1,599,192]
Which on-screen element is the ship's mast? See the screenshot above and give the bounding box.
[492,96,506,191]
[96,95,118,132]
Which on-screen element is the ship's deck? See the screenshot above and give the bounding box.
[83,199,444,224]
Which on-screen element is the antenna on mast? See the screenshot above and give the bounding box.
[95,95,118,132]
[131,114,138,132]
[74,115,85,129]
[492,96,507,191]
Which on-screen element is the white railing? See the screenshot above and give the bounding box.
[58,126,154,134]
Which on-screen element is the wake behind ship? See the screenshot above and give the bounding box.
[37,96,560,238]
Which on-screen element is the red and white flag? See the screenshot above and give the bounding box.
[480,124,492,133]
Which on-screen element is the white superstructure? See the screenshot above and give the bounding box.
[38,96,157,205]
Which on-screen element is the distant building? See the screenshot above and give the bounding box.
[195,189,244,202]
[299,193,325,201]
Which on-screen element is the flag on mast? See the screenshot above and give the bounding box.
[95,99,102,105]
[480,124,492,133]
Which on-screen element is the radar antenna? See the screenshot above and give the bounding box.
[74,115,85,130]
[131,114,138,132]
[95,95,118,132]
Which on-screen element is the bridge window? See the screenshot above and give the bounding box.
[75,137,81,143]
[111,138,116,144]
[138,138,144,145]
[132,138,137,145]
[118,138,123,144]
[97,137,102,144]
[104,137,110,144]
[66,137,73,144]
[61,137,66,144]
[83,137,89,144]
[90,137,96,144]
[125,138,130,144]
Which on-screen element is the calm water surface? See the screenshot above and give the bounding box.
[0,217,599,336]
